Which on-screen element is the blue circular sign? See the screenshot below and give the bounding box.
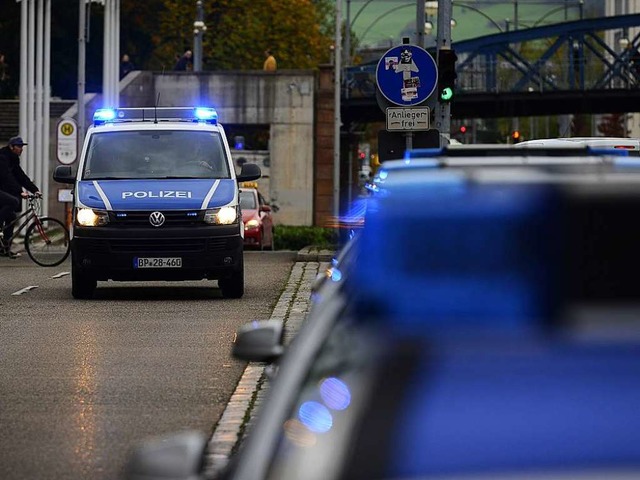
[376,44,438,106]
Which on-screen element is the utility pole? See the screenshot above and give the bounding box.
[417,0,426,48]
[193,0,206,72]
[435,0,453,145]
[78,0,86,149]
[333,0,342,220]
[345,0,351,67]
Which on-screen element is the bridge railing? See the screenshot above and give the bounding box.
[343,59,640,101]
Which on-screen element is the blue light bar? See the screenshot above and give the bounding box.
[194,107,218,123]
[349,183,562,333]
[406,148,445,159]
[586,147,629,156]
[92,107,219,126]
[93,108,117,125]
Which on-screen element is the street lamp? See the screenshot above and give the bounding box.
[193,0,206,72]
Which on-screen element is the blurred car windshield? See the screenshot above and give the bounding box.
[239,190,258,210]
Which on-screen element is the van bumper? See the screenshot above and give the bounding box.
[71,225,243,281]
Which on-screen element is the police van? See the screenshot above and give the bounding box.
[53,106,261,299]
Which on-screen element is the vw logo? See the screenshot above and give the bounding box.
[149,211,165,227]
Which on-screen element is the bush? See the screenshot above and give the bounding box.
[273,225,339,251]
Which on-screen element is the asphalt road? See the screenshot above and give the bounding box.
[0,250,297,480]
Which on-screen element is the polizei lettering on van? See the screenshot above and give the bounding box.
[122,191,193,199]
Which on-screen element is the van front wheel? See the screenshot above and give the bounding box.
[72,264,97,299]
[219,260,244,299]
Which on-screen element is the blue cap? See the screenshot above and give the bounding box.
[9,136,27,146]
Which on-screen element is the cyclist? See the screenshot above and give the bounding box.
[0,136,41,258]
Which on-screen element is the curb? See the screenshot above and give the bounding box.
[295,245,335,263]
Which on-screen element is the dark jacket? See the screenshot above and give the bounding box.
[0,145,39,200]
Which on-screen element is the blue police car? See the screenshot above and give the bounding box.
[126,166,640,480]
[53,106,261,299]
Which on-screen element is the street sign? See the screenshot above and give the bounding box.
[376,44,438,106]
[386,107,430,131]
[56,118,78,165]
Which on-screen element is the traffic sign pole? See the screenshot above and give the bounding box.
[435,0,453,146]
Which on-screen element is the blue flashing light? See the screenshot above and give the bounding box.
[194,107,218,123]
[407,148,444,159]
[320,378,351,411]
[186,212,198,217]
[298,401,333,433]
[350,184,562,333]
[116,212,127,218]
[330,268,343,282]
[93,108,117,125]
[587,147,629,156]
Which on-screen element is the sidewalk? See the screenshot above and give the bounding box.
[204,248,333,476]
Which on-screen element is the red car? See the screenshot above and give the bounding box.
[239,186,274,250]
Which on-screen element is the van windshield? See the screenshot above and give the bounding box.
[82,130,231,180]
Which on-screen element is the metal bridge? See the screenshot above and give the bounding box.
[343,14,640,124]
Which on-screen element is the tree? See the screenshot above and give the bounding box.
[0,0,334,99]
[156,0,334,71]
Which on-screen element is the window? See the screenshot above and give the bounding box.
[83,130,231,180]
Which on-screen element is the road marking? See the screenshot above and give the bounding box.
[12,286,39,296]
[51,272,70,279]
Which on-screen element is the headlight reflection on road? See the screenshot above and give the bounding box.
[72,324,98,477]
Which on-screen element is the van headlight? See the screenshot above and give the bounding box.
[204,206,237,225]
[76,208,109,226]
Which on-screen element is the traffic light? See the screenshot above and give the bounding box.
[438,49,458,103]
[511,130,521,143]
[459,125,467,134]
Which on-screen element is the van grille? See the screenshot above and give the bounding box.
[108,210,203,227]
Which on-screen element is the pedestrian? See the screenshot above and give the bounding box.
[263,49,277,71]
[0,136,41,258]
[120,54,135,79]
[174,50,193,71]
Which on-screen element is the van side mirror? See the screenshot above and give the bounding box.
[237,163,261,183]
[53,165,76,184]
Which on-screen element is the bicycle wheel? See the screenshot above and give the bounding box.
[24,217,70,267]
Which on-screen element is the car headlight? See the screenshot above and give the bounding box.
[245,219,260,230]
[204,206,238,225]
[76,208,109,226]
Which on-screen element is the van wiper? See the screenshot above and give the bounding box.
[86,176,129,180]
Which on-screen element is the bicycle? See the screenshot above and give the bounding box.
[1,194,70,266]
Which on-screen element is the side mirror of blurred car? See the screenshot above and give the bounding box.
[232,320,284,363]
[260,205,271,213]
[124,430,207,480]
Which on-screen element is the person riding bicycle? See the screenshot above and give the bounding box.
[0,136,41,258]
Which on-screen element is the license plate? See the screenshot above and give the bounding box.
[134,257,182,268]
